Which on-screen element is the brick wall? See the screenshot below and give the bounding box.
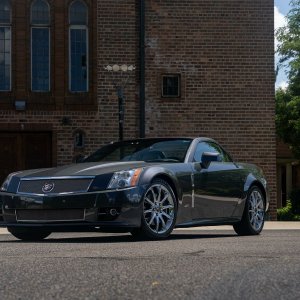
[97,0,139,141]
[0,0,101,163]
[143,0,276,218]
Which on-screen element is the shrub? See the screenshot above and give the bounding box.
[277,200,294,221]
[294,214,300,221]
[289,189,300,214]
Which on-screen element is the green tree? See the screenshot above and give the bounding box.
[277,0,300,93]
[276,0,300,158]
[276,89,300,158]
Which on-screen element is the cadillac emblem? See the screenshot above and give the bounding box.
[42,182,55,193]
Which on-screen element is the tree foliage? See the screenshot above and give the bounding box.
[276,89,300,158]
[277,0,300,87]
[276,0,300,158]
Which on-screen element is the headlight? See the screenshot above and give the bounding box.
[107,168,143,190]
[0,172,19,192]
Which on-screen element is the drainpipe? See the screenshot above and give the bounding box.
[139,0,145,138]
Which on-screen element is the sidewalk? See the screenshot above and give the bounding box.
[0,221,300,235]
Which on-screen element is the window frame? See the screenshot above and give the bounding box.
[0,0,11,24]
[68,0,89,93]
[30,0,50,26]
[30,26,51,92]
[161,74,181,98]
[0,0,12,92]
[68,25,89,93]
[69,0,88,26]
[30,0,51,92]
[0,25,11,91]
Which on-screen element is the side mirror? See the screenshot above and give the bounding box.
[201,152,220,169]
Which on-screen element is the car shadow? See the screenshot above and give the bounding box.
[0,231,237,244]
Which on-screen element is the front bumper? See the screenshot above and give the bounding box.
[0,186,147,231]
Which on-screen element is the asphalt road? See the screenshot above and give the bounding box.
[0,229,300,300]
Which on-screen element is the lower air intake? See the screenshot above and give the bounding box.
[16,209,85,222]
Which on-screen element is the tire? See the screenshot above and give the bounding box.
[8,227,51,241]
[233,186,265,236]
[131,179,177,240]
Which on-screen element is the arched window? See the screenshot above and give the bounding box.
[69,0,88,92]
[0,0,10,23]
[0,0,11,91]
[69,0,87,25]
[31,0,50,24]
[31,0,50,92]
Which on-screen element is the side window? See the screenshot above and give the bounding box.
[193,142,232,163]
[220,147,232,162]
[209,143,232,162]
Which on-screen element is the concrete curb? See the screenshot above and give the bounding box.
[1,221,300,235]
[176,221,300,231]
[0,228,8,234]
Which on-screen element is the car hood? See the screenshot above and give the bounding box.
[18,161,151,178]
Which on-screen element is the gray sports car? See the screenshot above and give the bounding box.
[0,137,269,241]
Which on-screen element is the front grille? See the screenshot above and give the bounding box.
[16,209,85,222]
[18,178,93,195]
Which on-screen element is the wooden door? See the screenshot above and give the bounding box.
[0,132,52,183]
[23,133,52,170]
[0,133,21,184]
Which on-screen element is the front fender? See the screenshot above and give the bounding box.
[244,173,268,199]
[232,172,268,218]
[138,167,183,201]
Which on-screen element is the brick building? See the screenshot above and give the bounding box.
[276,139,300,208]
[0,1,276,217]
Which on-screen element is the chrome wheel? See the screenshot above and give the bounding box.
[143,183,175,235]
[248,189,264,231]
[233,186,265,236]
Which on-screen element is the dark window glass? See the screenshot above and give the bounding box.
[31,0,50,92]
[31,0,50,25]
[31,27,49,91]
[194,142,232,163]
[212,143,231,162]
[70,28,87,92]
[0,0,11,24]
[74,131,85,148]
[83,139,192,163]
[0,26,10,90]
[162,75,180,97]
[69,0,87,25]
[69,1,88,92]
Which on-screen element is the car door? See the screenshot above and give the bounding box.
[192,141,244,219]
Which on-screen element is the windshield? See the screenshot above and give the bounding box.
[82,139,192,163]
